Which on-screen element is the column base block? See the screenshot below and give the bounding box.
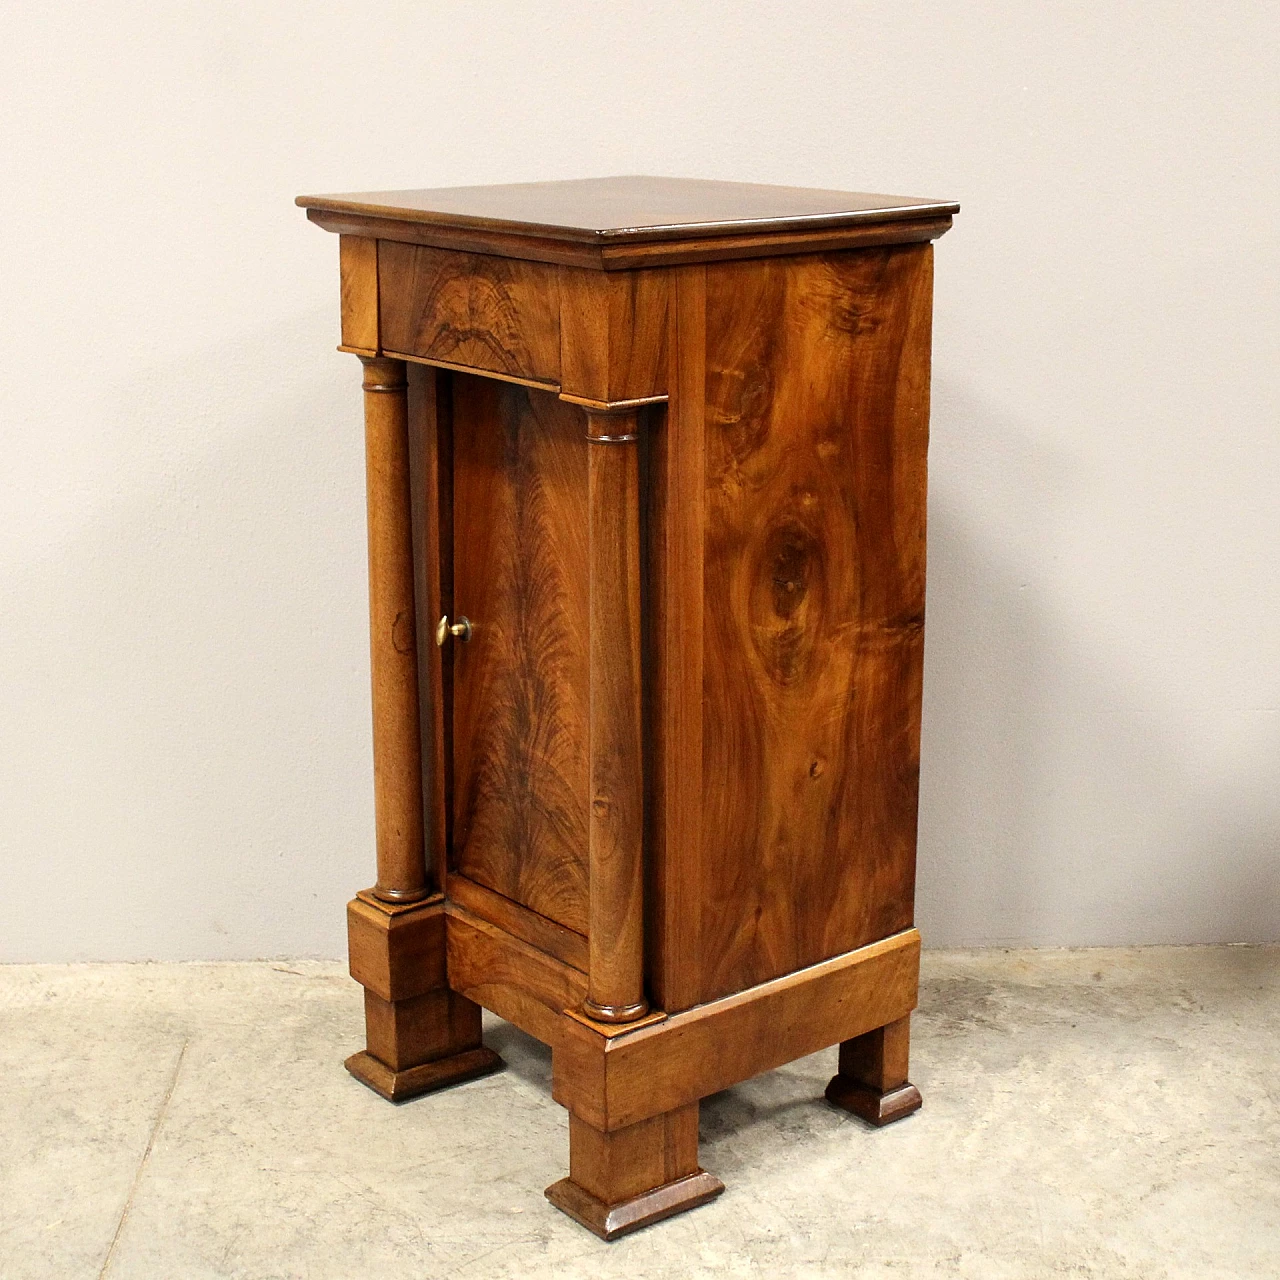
[824,1077,922,1127]
[545,1170,724,1241]
[345,1046,503,1103]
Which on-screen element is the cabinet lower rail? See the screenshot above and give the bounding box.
[443,902,920,1131]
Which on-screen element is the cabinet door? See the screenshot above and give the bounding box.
[448,373,591,936]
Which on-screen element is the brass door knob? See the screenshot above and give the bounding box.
[435,615,472,646]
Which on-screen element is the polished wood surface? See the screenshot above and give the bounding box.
[694,245,931,1000]
[379,242,561,383]
[559,268,668,403]
[449,376,591,934]
[360,357,429,904]
[301,176,956,271]
[445,905,587,1046]
[447,871,589,972]
[346,1041,502,1103]
[597,217,951,270]
[582,409,647,1024]
[569,1102,699,1202]
[645,268,707,1014]
[312,207,954,272]
[300,174,958,244]
[346,894,444,1001]
[307,174,954,1239]
[546,1169,723,1242]
[554,927,920,1133]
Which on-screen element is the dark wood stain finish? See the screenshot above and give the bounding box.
[697,245,932,1002]
[449,375,591,935]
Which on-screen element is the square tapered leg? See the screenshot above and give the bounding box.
[546,1103,723,1240]
[825,1014,922,1126]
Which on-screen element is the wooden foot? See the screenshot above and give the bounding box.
[545,1103,723,1240]
[825,1014,922,1127]
[347,898,503,1101]
[824,1077,922,1126]
[349,985,503,1102]
[345,1045,502,1102]
[546,1171,724,1241]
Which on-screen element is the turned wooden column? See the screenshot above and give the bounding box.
[359,355,429,904]
[582,408,648,1024]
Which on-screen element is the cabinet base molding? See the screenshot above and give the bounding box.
[824,1078,922,1127]
[553,928,921,1133]
[344,1046,503,1103]
[544,1171,725,1241]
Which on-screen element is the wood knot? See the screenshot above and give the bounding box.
[767,525,814,621]
[748,518,826,686]
[809,759,826,779]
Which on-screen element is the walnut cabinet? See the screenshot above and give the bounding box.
[297,176,957,1239]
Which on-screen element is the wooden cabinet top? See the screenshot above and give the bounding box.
[297,175,958,270]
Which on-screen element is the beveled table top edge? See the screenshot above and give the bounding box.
[295,175,960,247]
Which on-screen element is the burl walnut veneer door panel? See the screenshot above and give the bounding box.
[696,244,933,1003]
[449,373,592,936]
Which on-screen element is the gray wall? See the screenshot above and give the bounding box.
[2,2,1276,960]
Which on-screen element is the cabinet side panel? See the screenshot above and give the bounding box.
[698,245,932,1002]
[451,375,590,935]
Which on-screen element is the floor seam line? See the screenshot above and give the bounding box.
[97,1036,189,1280]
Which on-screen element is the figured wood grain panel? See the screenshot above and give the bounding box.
[379,242,561,383]
[697,245,933,1002]
[450,375,590,934]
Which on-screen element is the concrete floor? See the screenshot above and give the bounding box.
[1,948,1276,1279]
